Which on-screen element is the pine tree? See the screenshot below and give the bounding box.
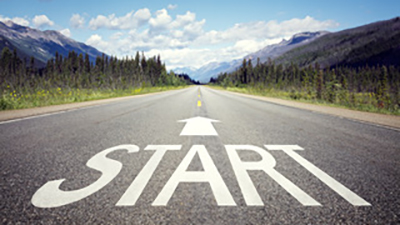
[316,70,323,100]
[241,59,247,84]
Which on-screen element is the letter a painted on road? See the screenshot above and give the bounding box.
[153,145,236,206]
[178,116,220,136]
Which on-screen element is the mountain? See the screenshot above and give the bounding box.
[274,17,400,68]
[0,21,106,67]
[0,35,34,64]
[189,61,239,83]
[178,31,327,83]
[239,31,329,66]
[173,61,237,83]
[173,66,198,76]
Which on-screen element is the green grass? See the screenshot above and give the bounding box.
[0,86,188,110]
[209,85,400,116]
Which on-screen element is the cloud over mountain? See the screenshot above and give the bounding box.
[81,8,338,70]
[33,15,54,28]
[0,15,30,26]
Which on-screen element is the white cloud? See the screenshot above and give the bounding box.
[0,15,30,26]
[86,34,103,45]
[149,9,172,32]
[12,17,30,26]
[195,16,338,46]
[110,32,124,40]
[89,8,151,30]
[134,8,152,22]
[145,45,259,70]
[171,11,196,28]
[182,19,205,41]
[83,14,339,70]
[86,34,118,55]
[89,15,108,30]
[59,28,71,37]
[32,15,54,28]
[70,14,85,29]
[86,34,108,50]
[233,39,263,53]
[167,4,178,10]
[146,48,212,69]
[151,16,338,69]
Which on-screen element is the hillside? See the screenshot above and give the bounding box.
[235,31,329,68]
[0,21,105,67]
[274,17,400,68]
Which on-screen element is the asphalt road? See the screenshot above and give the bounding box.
[1,86,399,224]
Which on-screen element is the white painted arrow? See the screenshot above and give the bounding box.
[178,116,220,136]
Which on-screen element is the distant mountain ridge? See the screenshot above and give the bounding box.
[174,31,328,83]
[0,21,106,67]
[239,31,329,65]
[174,60,239,83]
[274,17,400,68]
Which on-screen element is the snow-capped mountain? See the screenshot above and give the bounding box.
[172,66,198,76]
[0,21,105,67]
[240,31,329,65]
[178,31,328,83]
[174,61,239,84]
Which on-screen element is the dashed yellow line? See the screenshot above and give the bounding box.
[197,100,202,107]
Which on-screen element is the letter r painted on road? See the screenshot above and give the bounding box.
[225,145,321,206]
[265,145,371,206]
[31,145,139,208]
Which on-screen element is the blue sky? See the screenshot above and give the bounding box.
[0,0,399,69]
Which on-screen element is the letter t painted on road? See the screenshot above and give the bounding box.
[116,145,182,206]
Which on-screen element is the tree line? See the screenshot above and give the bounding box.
[210,58,400,112]
[0,47,192,93]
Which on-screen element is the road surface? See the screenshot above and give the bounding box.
[1,86,399,224]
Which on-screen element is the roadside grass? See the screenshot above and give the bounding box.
[0,86,188,110]
[209,85,400,116]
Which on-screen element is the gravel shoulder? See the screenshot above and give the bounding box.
[217,89,400,130]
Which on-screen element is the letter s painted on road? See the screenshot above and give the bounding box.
[31,145,139,208]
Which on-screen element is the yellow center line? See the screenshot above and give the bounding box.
[197,100,202,107]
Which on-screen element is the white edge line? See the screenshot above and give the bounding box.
[0,104,102,125]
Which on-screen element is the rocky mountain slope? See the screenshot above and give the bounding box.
[0,21,105,67]
[274,17,400,68]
